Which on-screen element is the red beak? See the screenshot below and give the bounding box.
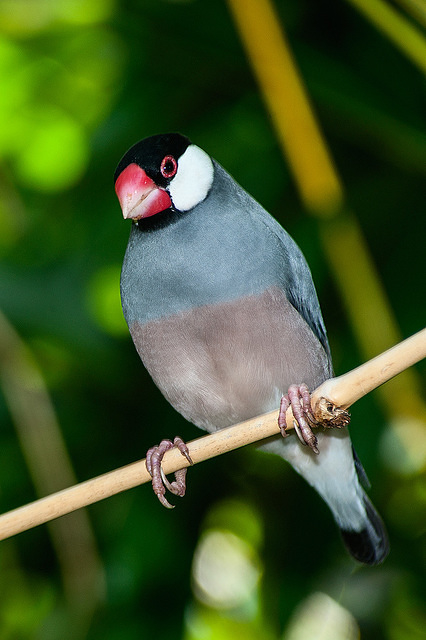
[115,163,172,220]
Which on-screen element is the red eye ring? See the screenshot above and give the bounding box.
[160,155,177,178]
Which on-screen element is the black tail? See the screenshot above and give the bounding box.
[340,495,389,565]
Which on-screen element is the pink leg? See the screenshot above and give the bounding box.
[146,436,193,509]
[278,383,319,454]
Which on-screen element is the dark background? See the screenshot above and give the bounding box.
[0,1,425,639]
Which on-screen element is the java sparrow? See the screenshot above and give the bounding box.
[115,133,389,565]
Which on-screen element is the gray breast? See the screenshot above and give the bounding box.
[120,162,302,327]
[129,287,332,432]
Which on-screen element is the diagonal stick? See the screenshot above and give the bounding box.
[0,328,424,542]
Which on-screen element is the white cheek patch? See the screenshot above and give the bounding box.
[168,144,214,212]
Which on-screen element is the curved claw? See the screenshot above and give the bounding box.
[278,383,319,454]
[146,437,193,508]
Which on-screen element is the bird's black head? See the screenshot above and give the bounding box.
[114,133,191,187]
[114,133,214,221]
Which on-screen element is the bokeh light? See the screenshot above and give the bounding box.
[192,529,261,610]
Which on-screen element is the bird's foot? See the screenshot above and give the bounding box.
[146,436,193,509]
[278,383,319,454]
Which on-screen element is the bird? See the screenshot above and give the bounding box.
[114,132,389,565]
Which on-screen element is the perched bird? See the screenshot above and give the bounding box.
[115,132,389,565]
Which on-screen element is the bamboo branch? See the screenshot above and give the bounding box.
[0,329,424,542]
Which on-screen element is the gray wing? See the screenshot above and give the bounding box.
[253,205,331,361]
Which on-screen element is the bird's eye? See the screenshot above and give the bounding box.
[160,155,177,178]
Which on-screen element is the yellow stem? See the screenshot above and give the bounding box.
[345,0,426,73]
[227,0,343,216]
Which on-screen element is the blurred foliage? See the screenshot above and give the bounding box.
[0,0,425,639]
